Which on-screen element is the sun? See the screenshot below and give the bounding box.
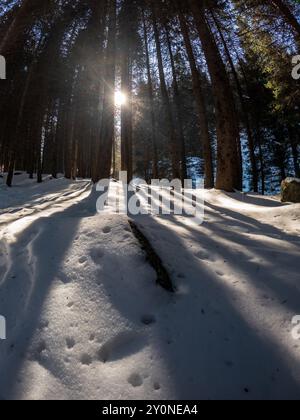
[115,91,127,106]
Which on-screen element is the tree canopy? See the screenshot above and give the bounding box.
[0,0,299,193]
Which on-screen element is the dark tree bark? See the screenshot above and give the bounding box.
[177,1,214,188]
[6,60,36,187]
[142,9,159,179]
[189,0,240,191]
[120,1,133,182]
[210,10,260,192]
[164,17,188,183]
[150,0,181,180]
[94,0,117,182]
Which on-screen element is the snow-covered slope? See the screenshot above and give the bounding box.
[0,178,299,400]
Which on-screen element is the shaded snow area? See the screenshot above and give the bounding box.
[0,176,300,400]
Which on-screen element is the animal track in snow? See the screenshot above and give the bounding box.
[79,256,88,264]
[32,340,47,360]
[153,382,161,391]
[195,251,209,261]
[39,320,49,330]
[141,314,156,326]
[128,373,143,388]
[56,274,71,284]
[37,341,47,354]
[216,271,225,277]
[66,337,76,350]
[102,226,111,234]
[80,354,93,366]
[97,331,146,363]
[90,247,105,263]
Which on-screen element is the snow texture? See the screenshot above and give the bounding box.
[0,175,300,400]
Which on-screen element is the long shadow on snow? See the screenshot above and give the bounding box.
[125,207,300,399]
[183,202,300,316]
[0,187,95,399]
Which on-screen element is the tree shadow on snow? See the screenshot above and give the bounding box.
[0,187,96,399]
[0,186,300,400]
[126,203,300,399]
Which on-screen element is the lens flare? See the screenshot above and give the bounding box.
[115,91,127,106]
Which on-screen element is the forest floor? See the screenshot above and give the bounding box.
[0,173,300,400]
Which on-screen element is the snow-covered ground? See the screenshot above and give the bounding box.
[0,175,299,400]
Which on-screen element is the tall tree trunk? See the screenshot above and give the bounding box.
[256,130,266,195]
[36,136,43,184]
[142,9,158,179]
[210,9,259,192]
[177,1,214,188]
[6,60,35,186]
[289,128,300,178]
[150,0,181,180]
[189,0,239,191]
[95,0,117,181]
[64,93,75,179]
[89,0,108,182]
[121,50,133,181]
[291,142,300,178]
[164,18,187,183]
[0,0,33,54]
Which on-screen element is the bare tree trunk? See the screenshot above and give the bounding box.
[291,142,300,178]
[90,0,108,182]
[210,10,259,192]
[177,1,214,188]
[0,0,33,54]
[288,128,300,178]
[142,9,158,179]
[189,0,239,192]
[150,0,181,180]
[95,0,117,182]
[121,53,133,181]
[6,60,35,186]
[164,18,187,183]
[256,129,266,195]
